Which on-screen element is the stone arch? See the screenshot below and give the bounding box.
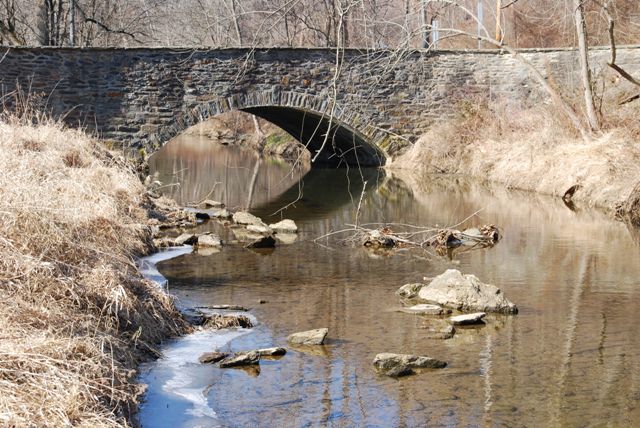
[150,91,386,167]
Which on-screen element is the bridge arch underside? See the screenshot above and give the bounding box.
[239,106,384,167]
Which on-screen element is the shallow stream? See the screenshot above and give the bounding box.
[140,135,640,427]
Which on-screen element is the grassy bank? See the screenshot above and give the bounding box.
[389,103,640,216]
[0,118,188,426]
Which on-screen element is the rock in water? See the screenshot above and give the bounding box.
[396,283,425,299]
[418,269,518,314]
[269,219,298,234]
[373,353,447,370]
[449,312,486,325]
[287,328,328,345]
[400,304,451,315]
[219,351,260,367]
[363,229,397,248]
[421,321,456,340]
[194,211,211,220]
[198,352,229,364]
[232,211,266,227]
[385,365,414,377]
[256,347,287,356]
[245,235,276,249]
[203,314,253,329]
[210,208,232,219]
[197,234,222,247]
[202,199,224,208]
[275,233,298,245]
[174,233,198,246]
[247,224,273,234]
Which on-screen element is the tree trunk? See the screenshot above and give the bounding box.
[573,0,600,133]
[69,0,75,45]
[230,0,243,46]
[421,0,430,48]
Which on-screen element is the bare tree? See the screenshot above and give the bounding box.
[574,0,600,132]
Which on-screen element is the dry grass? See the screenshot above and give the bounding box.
[0,117,188,426]
[389,101,640,213]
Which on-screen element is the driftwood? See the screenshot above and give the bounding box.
[316,221,501,256]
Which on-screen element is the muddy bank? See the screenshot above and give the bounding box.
[388,107,640,220]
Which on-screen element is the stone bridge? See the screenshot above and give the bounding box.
[1,46,638,166]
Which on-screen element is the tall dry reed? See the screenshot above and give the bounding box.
[0,117,187,426]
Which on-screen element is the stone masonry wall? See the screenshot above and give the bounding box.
[0,46,638,160]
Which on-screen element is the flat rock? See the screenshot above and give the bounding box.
[202,199,224,208]
[219,351,260,367]
[396,283,425,299]
[198,351,229,364]
[247,224,273,234]
[418,269,518,314]
[373,353,447,370]
[233,211,266,227]
[385,364,415,377]
[421,321,456,339]
[287,328,328,345]
[197,234,222,247]
[245,235,276,249]
[174,233,198,246]
[256,347,287,356]
[449,312,486,325]
[210,208,232,219]
[400,304,451,316]
[269,219,298,234]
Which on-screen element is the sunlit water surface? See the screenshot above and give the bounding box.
[140,135,640,427]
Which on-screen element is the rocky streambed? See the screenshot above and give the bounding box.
[137,138,640,427]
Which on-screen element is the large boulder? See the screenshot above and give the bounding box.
[287,328,328,345]
[418,269,518,314]
[373,353,447,371]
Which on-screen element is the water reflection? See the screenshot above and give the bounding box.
[142,137,640,427]
[148,135,310,210]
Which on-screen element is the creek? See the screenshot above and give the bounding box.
[139,134,640,427]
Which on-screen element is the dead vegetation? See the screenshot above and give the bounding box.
[390,99,640,214]
[203,314,254,329]
[0,117,189,426]
[319,221,501,257]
